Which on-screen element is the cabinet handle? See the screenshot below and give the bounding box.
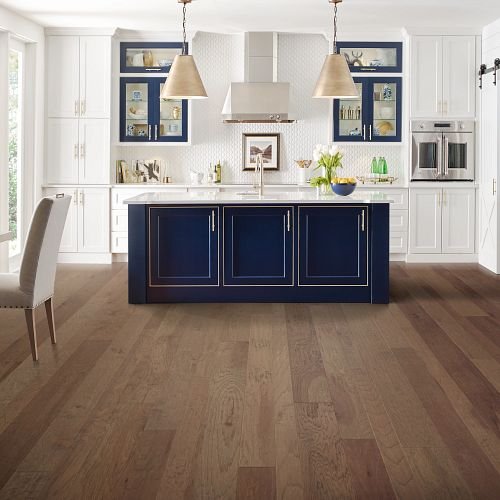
[155,125,158,141]
[81,100,86,116]
[80,144,85,159]
[75,100,79,116]
[363,124,366,141]
[287,210,291,232]
[74,144,79,159]
[438,192,441,207]
[369,125,372,141]
[443,190,446,206]
[443,100,448,115]
[211,210,216,232]
[148,125,152,141]
[73,190,78,205]
[494,178,497,196]
[145,67,162,71]
[80,191,84,206]
[361,210,365,232]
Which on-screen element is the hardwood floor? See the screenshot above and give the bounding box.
[0,263,499,499]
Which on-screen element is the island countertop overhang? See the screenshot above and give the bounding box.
[124,191,393,205]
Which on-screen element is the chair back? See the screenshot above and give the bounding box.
[19,195,71,306]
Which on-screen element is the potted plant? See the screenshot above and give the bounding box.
[310,144,344,194]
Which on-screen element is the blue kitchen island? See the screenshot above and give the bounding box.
[125,191,391,304]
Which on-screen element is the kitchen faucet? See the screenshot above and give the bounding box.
[254,153,264,196]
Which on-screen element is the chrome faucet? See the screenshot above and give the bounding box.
[254,153,264,196]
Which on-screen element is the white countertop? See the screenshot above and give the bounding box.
[124,191,393,205]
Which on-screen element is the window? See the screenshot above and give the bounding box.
[8,39,25,259]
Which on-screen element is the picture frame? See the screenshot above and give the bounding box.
[242,133,280,171]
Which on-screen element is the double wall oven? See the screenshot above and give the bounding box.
[411,121,474,181]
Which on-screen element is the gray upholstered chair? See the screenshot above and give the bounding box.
[0,195,71,361]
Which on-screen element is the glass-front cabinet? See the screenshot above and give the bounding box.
[120,77,188,143]
[333,77,402,143]
[337,42,402,73]
[120,42,184,73]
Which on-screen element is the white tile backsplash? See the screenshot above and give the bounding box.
[113,32,403,184]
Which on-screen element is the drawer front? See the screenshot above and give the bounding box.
[389,209,408,232]
[112,209,128,231]
[111,231,128,253]
[390,231,408,254]
[374,189,408,210]
[111,187,188,209]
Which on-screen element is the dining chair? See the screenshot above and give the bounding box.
[0,194,71,361]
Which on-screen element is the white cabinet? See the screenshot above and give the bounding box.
[44,187,109,254]
[410,187,475,254]
[411,36,476,118]
[47,35,111,119]
[46,118,110,184]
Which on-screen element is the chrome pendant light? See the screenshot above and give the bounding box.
[313,0,358,99]
[160,0,208,100]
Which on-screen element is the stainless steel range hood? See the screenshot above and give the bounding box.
[222,32,295,123]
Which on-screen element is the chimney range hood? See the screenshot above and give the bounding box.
[222,32,295,123]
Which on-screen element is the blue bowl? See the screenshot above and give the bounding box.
[331,182,356,196]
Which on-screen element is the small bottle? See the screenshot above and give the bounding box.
[371,157,378,176]
[215,161,222,183]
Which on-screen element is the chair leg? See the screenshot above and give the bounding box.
[24,309,38,361]
[45,298,56,344]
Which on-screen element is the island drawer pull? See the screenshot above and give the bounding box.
[287,210,291,232]
[148,125,152,141]
[361,210,365,232]
[211,210,216,232]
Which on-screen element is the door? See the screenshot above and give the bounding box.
[78,188,110,253]
[223,206,293,286]
[44,187,78,253]
[443,132,474,181]
[367,77,402,142]
[442,188,475,254]
[442,36,475,118]
[149,207,219,286]
[411,132,441,180]
[47,36,80,118]
[79,36,111,118]
[156,80,189,142]
[120,78,154,142]
[333,80,365,142]
[78,119,110,184]
[411,36,443,118]
[298,206,368,286]
[46,118,79,184]
[409,189,442,254]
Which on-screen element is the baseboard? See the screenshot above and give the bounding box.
[406,253,478,264]
[390,254,407,262]
[113,253,128,263]
[57,253,113,264]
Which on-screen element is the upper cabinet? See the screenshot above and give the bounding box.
[120,42,184,73]
[120,77,188,143]
[333,77,402,142]
[411,36,476,119]
[47,35,111,119]
[337,42,403,73]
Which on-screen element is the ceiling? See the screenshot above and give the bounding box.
[1,0,500,33]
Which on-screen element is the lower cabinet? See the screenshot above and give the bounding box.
[44,187,110,253]
[409,188,475,254]
[298,206,368,286]
[223,206,294,286]
[149,207,219,286]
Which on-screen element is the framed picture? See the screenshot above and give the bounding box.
[242,133,280,171]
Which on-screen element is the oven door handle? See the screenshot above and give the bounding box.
[444,136,449,178]
[436,136,442,178]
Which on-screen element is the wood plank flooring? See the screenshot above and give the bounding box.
[0,263,500,499]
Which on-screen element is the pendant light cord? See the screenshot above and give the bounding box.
[333,1,338,54]
[182,2,187,55]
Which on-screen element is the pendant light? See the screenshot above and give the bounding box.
[160,0,208,99]
[313,0,358,99]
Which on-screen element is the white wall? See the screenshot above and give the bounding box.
[113,32,404,185]
[0,5,45,271]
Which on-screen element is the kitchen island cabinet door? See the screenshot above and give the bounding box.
[298,206,368,286]
[223,206,294,286]
[149,207,219,286]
